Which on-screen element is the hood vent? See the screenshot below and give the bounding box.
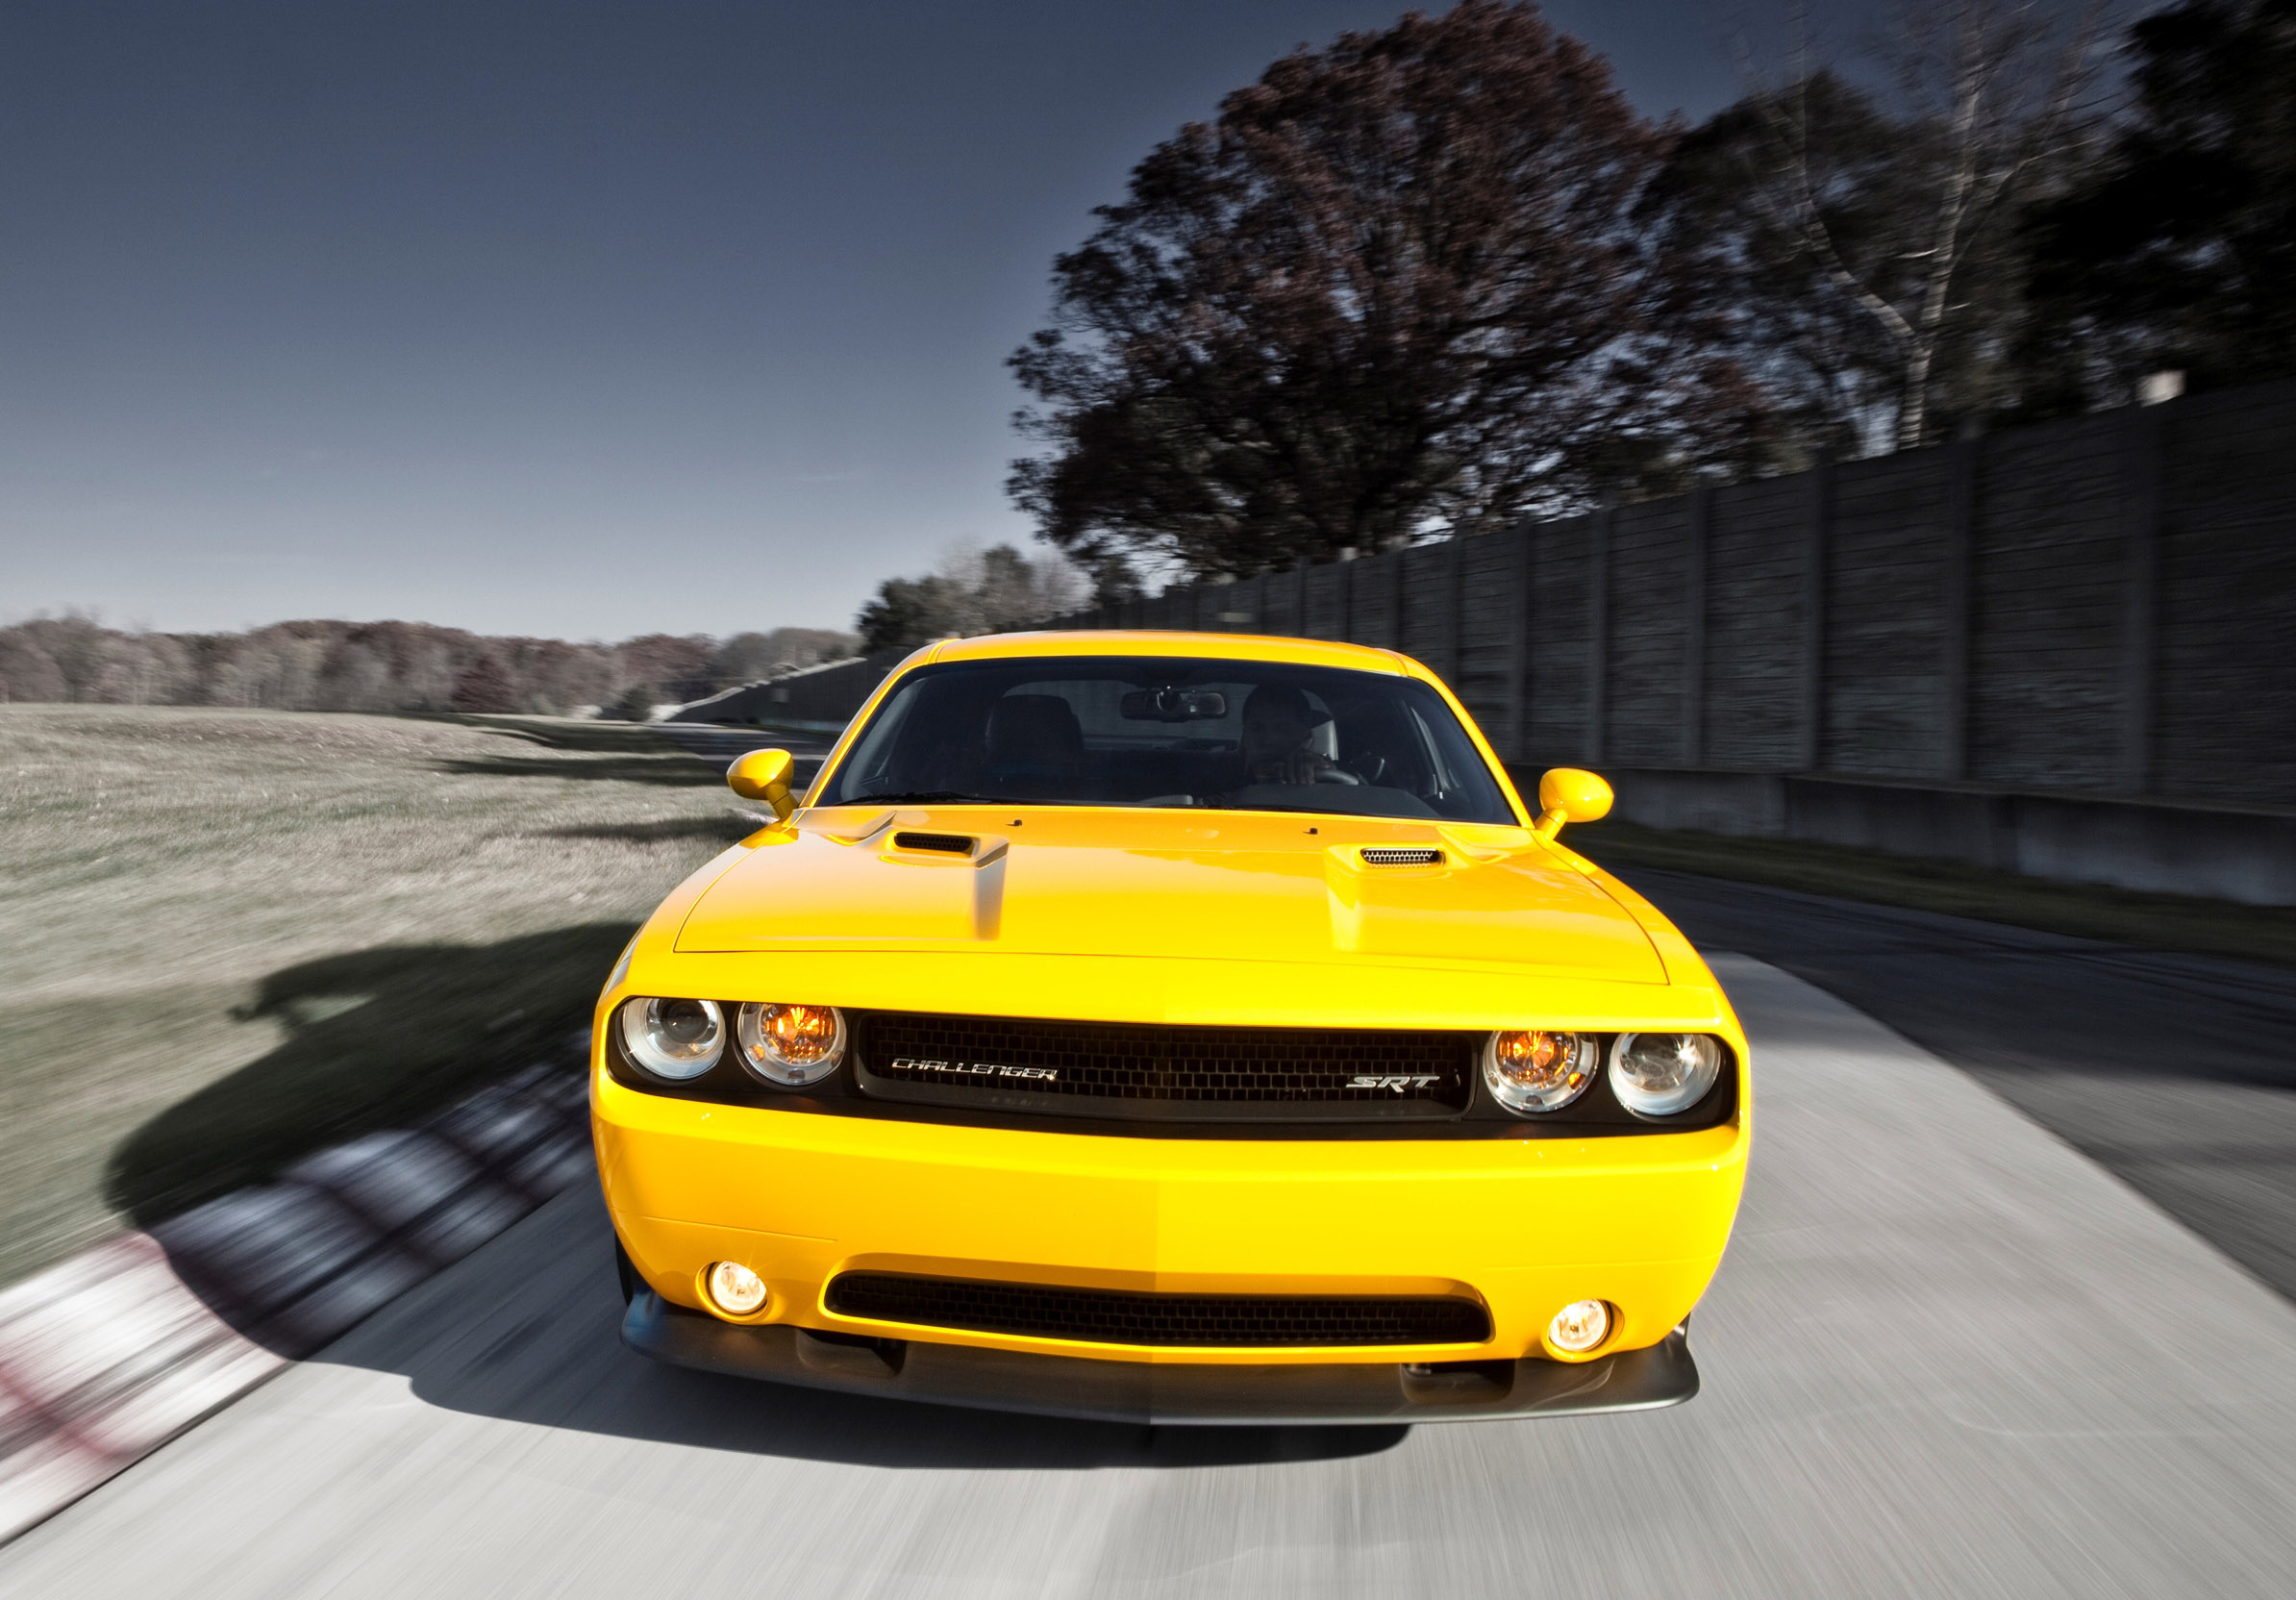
[1360,847,1444,866]
[892,830,976,857]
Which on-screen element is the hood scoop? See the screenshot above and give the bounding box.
[892,831,976,857]
[1360,847,1445,866]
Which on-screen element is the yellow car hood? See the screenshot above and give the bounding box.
[675,808,1665,985]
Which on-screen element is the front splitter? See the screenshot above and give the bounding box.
[622,1291,1698,1425]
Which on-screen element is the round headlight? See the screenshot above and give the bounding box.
[1482,1030,1599,1114]
[1609,1033,1724,1117]
[736,1003,847,1088]
[617,997,725,1081]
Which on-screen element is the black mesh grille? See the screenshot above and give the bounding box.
[891,831,973,855]
[1360,847,1444,865]
[852,1012,1474,1119]
[825,1272,1490,1347]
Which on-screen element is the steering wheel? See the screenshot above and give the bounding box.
[1313,766,1364,786]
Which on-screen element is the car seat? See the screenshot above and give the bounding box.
[986,694,1085,795]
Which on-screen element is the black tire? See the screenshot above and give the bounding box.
[613,1237,638,1305]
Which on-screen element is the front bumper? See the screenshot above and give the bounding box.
[597,1062,1746,1380]
[624,1288,1699,1424]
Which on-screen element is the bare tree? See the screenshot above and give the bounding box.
[1747,1,2110,448]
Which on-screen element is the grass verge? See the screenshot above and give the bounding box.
[0,706,756,1288]
[1569,818,2296,967]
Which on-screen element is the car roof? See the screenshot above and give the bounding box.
[921,630,1417,676]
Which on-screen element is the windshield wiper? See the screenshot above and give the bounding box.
[841,789,1004,805]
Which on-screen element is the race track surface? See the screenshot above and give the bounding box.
[7,957,2295,1597]
[1624,868,2296,1303]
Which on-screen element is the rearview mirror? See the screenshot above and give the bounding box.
[1120,688,1228,722]
[727,748,798,823]
[1534,767,1612,839]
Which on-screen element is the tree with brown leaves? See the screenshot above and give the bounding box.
[1008,0,1762,585]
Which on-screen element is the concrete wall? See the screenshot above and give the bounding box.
[1066,378,2296,904]
[668,648,907,731]
[1592,768,2296,907]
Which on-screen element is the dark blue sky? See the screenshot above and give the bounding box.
[0,2,1874,639]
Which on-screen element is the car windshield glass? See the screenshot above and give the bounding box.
[816,656,1519,824]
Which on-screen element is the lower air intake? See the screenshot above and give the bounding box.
[824,1272,1491,1347]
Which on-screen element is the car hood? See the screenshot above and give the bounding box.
[674,807,1666,985]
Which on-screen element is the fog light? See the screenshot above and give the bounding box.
[1546,1299,1611,1355]
[704,1261,768,1316]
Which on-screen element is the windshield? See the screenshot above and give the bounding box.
[814,656,1519,824]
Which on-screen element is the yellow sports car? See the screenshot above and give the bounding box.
[593,630,1748,1423]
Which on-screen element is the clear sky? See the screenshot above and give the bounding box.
[0,1,1874,641]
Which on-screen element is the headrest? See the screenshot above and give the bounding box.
[986,693,1084,761]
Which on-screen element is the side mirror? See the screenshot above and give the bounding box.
[1534,767,1612,839]
[727,748,798,824]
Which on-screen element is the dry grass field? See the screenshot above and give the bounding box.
[0,705,758,1288]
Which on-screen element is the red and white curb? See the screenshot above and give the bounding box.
[0,1056,592,1544]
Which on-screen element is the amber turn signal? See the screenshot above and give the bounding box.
[1482,1029,1599,1114]
[736,1003,848,1088]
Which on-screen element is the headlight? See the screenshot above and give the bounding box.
[736,1003,847,1087]
[1482,1030,1599,1114]
[617,997,725,1081]
[1610,1033,1723,1117]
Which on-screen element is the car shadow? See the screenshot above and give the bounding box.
[107,923,636,1225]
[116,929,1410,1472]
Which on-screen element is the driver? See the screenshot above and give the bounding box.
[1239,684,1353,786]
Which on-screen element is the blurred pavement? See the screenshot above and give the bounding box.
[1625,868,2296,1303]
[648,722,835,783]
[6,957,2294,1597]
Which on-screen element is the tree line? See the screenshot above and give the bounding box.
[0,615,859,718]
[1002,0,2296,595]
[854,543,1089,653]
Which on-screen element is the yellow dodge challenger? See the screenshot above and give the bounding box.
[593,630,1749,1423]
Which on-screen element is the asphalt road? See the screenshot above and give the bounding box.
[8,955,2295,1597]
[1619,868,2296,1304]
[648,721,835,782]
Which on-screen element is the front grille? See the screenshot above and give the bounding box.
[1360,846,1444,865]
[851,1012,1474,1120]
[826,1272,1490,1347]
